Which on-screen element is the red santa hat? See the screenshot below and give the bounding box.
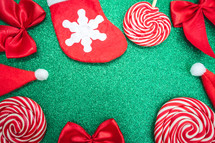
[0,64,49,96]
[190,63,215,108]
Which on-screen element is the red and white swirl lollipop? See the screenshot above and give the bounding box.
[0,96,47,143]
[154,97,215,143]
[123,0,171,46]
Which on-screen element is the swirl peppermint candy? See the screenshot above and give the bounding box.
[123,2,171,46]
[0,96,47,143]
[154,97,215,143]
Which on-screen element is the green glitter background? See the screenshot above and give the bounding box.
[0,0,215,142]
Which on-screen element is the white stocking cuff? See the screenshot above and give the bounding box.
[47,0,67,7]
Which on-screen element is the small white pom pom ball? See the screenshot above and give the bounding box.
[190,63,206,77]
[35,69,49,81]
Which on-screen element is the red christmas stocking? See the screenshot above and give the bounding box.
[47,0,127,63]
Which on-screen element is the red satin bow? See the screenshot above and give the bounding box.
[171,0,215,58]
[58,119,125,143]
[0,0,46,58]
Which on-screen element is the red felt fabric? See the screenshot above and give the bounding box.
[0,0,46,58]
[171,0,215,58]
[0,64,36,96]
[202,70,215,108]
[58,119,125,143]
[49,0,127,63]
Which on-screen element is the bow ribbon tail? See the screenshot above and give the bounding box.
[183,10,215,58]
[58,119,125,143]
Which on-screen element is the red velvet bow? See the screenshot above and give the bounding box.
[0,0,46,58]
[58,119,125,143]
[171,0,215,58]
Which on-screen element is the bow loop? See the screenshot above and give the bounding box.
[0,0,45,28]
[5,28,37,58]
[171,0,215,58]
[18,0,46,28]
[171,1,199,27]
[0,0,20,27]
[0,26,19,52]
[58,119,125,143]
[0,0,45,58]
[92,119,125,142]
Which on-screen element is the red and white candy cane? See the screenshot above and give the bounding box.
[154,97,215,143]
[0,96,47,143]
[123,1,171,47]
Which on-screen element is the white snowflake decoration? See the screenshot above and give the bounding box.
[62,9,107,53]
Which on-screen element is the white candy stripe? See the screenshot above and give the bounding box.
[154,97,215,143]
[0,96,46,143]
[123,2,171,47]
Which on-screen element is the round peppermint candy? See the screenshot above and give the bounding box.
[123,2,171,47]
[0,96,47,143]
[154,97,215,143]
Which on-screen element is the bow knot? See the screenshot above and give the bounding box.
[89,139,93,143]
[198,0,207,8]
[171,0,215,58]
[198,3,205,8]
[58,119,125,143]
[20,26,26,30]
[0,0,46,58]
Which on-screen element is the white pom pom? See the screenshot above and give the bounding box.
[190,63,206,76]
[35,69,49,81]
